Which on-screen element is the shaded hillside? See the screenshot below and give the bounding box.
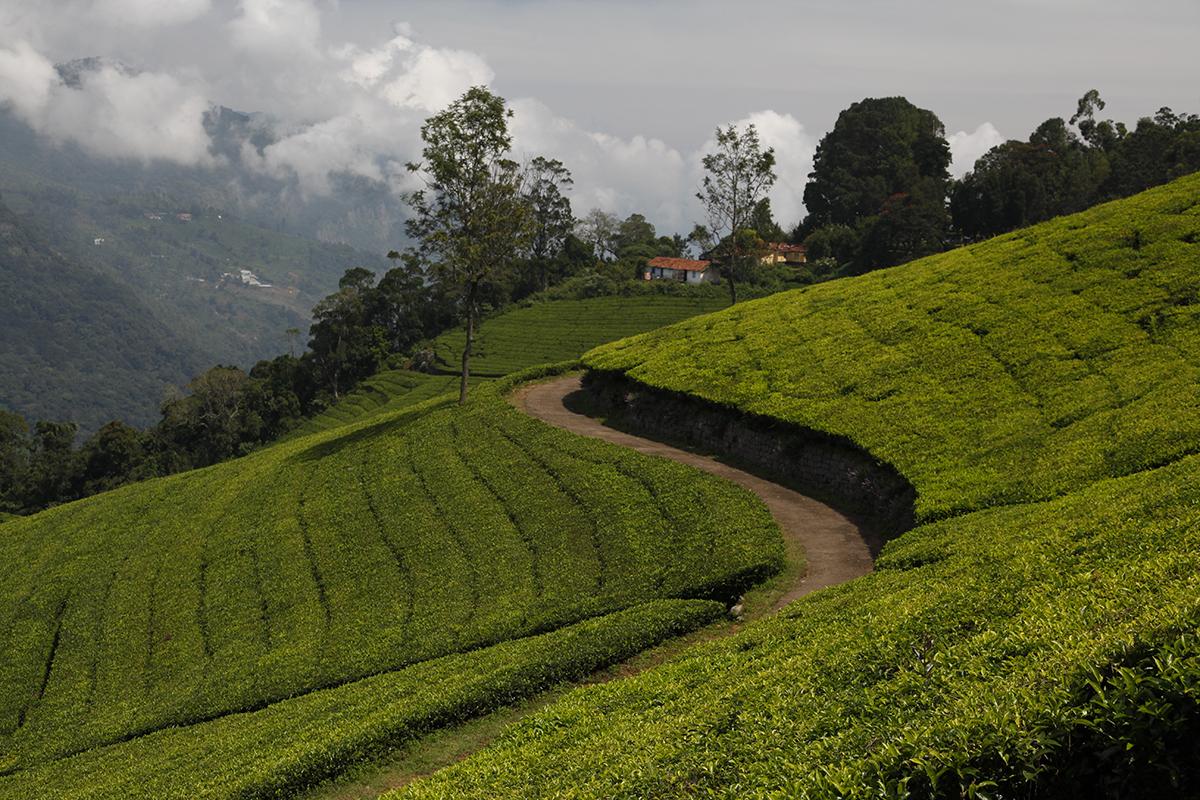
[0,199,206,433]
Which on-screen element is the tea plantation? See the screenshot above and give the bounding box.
[384,174,1200,798]
[431,294,732,378]
[290,293,734,438]
[0,369,782,798]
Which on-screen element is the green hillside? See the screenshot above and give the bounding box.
[0,368,782,798]
[431,295,732,378]
[6,174,1200,799]
[383,175,1200,798]
[290,294,735,437]
[587,176,1200,523]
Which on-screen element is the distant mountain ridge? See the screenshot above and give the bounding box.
[0,71,396,431]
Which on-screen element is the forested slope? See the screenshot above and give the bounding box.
[388,174,1200,798]
[0,200,206,433]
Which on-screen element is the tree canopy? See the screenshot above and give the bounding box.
[403,86,532,404]
[800,97,952,273]
[951,92,1200,240]
[803,97,951,231]
[696,123,777,303]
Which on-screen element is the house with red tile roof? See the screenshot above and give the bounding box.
[645,256,718,284]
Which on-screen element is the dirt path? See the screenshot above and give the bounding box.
[511,375,876,609]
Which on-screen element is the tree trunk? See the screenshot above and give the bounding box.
[459,280,478,404]
[728,276,739,305]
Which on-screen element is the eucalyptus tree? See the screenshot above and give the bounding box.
[696,122,777,304]
[524,156,575,291]
[575,208,621,261]
[403,86,531,404]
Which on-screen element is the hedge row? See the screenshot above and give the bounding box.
[392,447,1200,799]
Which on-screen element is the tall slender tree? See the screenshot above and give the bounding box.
[522,156,575,292]
[403,86,531,404]
[696,123,777,303]
[575,208,621,261]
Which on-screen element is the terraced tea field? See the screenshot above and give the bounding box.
[431,294,731,377]
[286,370,464,438]
[9,175,1200,799]
[587,174,1200,522]
[0,369,782,798]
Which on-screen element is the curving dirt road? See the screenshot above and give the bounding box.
[510,374,877,610]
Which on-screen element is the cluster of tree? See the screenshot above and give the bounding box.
[794,92,1200,277]
[795,96,954,275]
[574,209,693,277]
[1,360,310,517]
[951,93,1200,239]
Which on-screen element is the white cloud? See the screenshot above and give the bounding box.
[91,0,213,28]
[4,0,1196,241]
[510,97,695,233]
[508,103,818,236]
[376,40,493,113]
[58,66,215,164]
[0,42,215,165]
[228,0,322,58]
[0,41,59,120]
[949,122,1005,177]
[738,111,817,229]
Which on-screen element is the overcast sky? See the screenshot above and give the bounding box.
[2,0,1198,235]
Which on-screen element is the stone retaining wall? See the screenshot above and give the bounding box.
[583,371,916,537]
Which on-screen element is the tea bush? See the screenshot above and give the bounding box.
[0,600,724,800]
[585,174,1200,522]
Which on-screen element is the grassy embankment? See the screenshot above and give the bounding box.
[385,174,1200,798]
[0,363,783,799]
